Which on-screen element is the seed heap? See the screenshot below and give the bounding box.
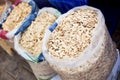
[19,12,57,56]
[2,2,32,32]
[47,8,98,59]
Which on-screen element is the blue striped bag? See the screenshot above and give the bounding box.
[0,0,38,40]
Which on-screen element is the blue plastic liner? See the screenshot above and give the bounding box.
[49,22,58,32]
[15,0,38,35]
[38,53,45,62]
[48,0,88,13]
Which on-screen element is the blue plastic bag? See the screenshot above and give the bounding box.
[33,0,53,8]
[48,0,88,13]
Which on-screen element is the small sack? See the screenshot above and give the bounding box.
[14,7,61,62]
[42,5,118,80]
[0,0,38,40]
[14,7,61,79]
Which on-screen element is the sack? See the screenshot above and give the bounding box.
[14,7,61,62]
[28,61,56,80]
[50,50,120,80]
[42,5,118,80]
[14,7,61,79]
[107,49,120,80]
[0,0,38,40]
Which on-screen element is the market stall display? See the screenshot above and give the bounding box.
[0,0,120,80]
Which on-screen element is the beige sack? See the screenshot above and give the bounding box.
[28,61,56,80]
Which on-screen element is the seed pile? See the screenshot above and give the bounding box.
[19,12,57,55]
[47,8,98,59]
[2,2,32,32]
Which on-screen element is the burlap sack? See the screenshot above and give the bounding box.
[42,5,117,80]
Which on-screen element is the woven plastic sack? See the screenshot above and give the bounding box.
[14,7,61,79]
[50,50,120,80]
[42,5,118,80]
[14,7,61,62]
[28,61,56,80]
[0,0,38,40]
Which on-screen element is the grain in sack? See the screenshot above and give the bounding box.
[0,0,38,40]
[14,7,61,79]
[42,5,118,80]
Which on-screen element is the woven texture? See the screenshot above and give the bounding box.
[28,61,56,79]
